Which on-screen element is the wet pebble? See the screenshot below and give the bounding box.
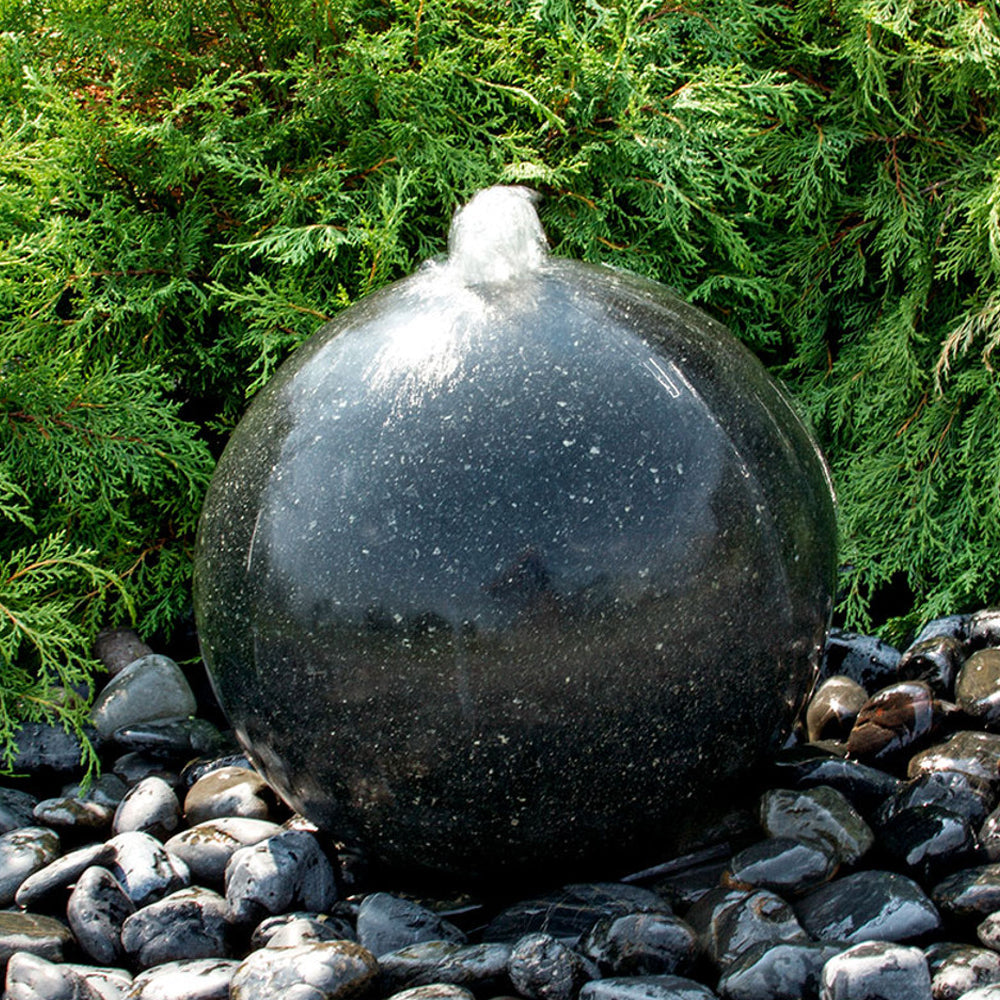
[224,828,336,924]
[979,911,1000,950]
[932,863,1000,919]
[957,650,1000,728]
[508,931,597,1000]
[92,628,154,676]
[908,731,1000,788]
[229,940,378,1000]
[925,941,1000,999]
[67,963,132,1000]
[379,941,513,995]
[715,940,843,1000]
[875,804,980,882]
[66,866,135,965]
[111,753,180,790]
[819,939,931,999]
[0,911,76,969]
[105,831,189,907]
[183,766,276,825]
[579,974,717,1000]
[111,719,228,759]
[723,836,837,896]
[15,841,116,909]
[759,786,874,864]
[897,634,965,696]
[772,747,902,815]
[0,789,40,834]
[357,892,466,957]
[880,769,995,830]
[806,675,868,743]
[967,609,1000,650]
[125,957,237,1000]
[0,826,61,906]
[846,681,938,764]
[163,817,282,886]
[580,911,697,977]
[251,910,356,948]
[121,886,229,967]
[822,630,901,690]
[794,870,940,942]
[386,986,474,1000]
[3,951,103,1000]
[113,777,181,840]
[9,722,94,776]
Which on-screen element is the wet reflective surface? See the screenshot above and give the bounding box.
[194,190,837,884]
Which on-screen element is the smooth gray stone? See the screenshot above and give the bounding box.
[961,987,1000,999]
[912,615,970,646]
[579,974,717,1000]
[65,774,129,808]
[183,767,274,825]
[229,941,379,1000]
[580,911,697,977]
[0,911,75,969]
[66,865,135,965]
[820,940,931,1000]
[164,818,282,886]
[121,886,229,968]
[876,804,978,881]
[979,911,1000,950]
[125,958,238,1000]
[821,631,901,691]
[90,655,197,739]
[113,777,181,840]
[484,883,670,944]
[93,629,154,676]
[716,940,844,1000]
[897,634,965,696]
[724,837,837,897]
[180,755,256,789]
[981,806,1000,861]
[759,786,874,865]
[925,941,1000,1000]
[508,932,598,1000]
[772,749,902,815]
[795,870,940,943]
[112,754,181,789]
[880,770,995,830]
[15,842,116,908]
[357,892,466,957]
[908,731,1000,788]
[33,797,114,830]
[251,911,356,948]
[66,964,133,1000]
[0,789,39,833]
[379,941,513,995]
[957,650,1000,727]
[967,610,1000,650]
[105,831,189,907]
[685,886,807,967]
[224,829,336,925]
[3,952,102,1000]
[387,986,475,1000]
[0,826,61,906]
[933,864,1000,919]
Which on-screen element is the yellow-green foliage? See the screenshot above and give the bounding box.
[1,0,999,753]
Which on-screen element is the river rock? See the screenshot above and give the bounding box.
[357,892,466,957]
[0,911,75,970]
[908,731,1000,788]
[379,941,513,995]
[90,655,197,739]
[93,628,154,676]
[846,681,938,764]
[957,650,1000,728]
[508,932,597,1000]
[580,911,697,977]
[9,722,93,776]
[822,631,901,691]
[759,786,874,864]
[794,870,940,942]
[819,940,931,999]
[579,974,717,1000]
[111,719,228,758]
[967,610,1000,650]
[67,964,133,1000]
[715,940,843,1000]
[897,635,965,696]
[105,831,189,907]
[66,866,135,965]
[925,941,1000,999]
[880,770,995,830]
[113,777,181,840]
[724,836,837,896]
[387,987,475,1000]
[229,940,378,1000]
[3,952,103,1000]
[183,767,275,825]
[771,748,902,815]
[933,863,1000,919]
[125,958,237,1000]
[121,886,229,967]
[0,826,61,906]
[876,804,980,881]
[224,828,336,924]
[16,842,117,908]
[251,911,356,948]
[806,675,868,743]
[163,817,282,886]
[0,789,40,833]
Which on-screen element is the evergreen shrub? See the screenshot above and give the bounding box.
[1,0,998,760]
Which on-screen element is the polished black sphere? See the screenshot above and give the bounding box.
[194,187,837,884]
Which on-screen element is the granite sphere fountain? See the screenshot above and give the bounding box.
[194,186,837,885]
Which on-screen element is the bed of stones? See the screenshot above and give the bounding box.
[7,612,1000,999]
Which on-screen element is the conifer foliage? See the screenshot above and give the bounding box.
[1,0,998,755]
